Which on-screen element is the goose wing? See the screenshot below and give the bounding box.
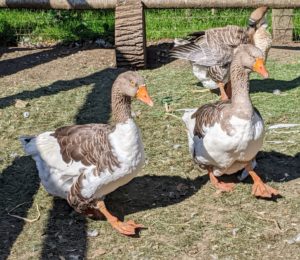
[52,124,120,173]
[170,41,233,67]
[192,101,230,138]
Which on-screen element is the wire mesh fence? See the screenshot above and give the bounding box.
[0,9,115,46]
[145,8,300,42]
[0,8,299,46]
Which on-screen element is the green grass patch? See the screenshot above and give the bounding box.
[0,9,115,45]
[0,8,299,45]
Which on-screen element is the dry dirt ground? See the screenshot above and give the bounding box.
[0,43,300,260]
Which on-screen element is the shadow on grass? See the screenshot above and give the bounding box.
[146,41,175,69]
[255,151,300,183]
[0,45,99,78]
[94,150,300,221]
[40,197,87,260]
[1,150,298,258]
[271,45,300,51]
[250,76,300,93]
[106,175,207,221]
[0,67,124,112]
[0,157,40,260]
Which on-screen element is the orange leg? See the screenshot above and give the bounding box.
[208,167,235,192]
[245,163,279,198]
[225,81,232,99]
[96,201,143,236]
[218,82,229,101]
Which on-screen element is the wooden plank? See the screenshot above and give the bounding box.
[144,0,300,9]
[272,9,294,42]
[1,0,300,9]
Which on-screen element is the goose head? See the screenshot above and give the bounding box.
[115,71,154,107]
[248,6,269,29]
[247,6,269,43]
[234,44,269,79]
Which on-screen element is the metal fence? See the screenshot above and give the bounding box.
[0,9,115,46]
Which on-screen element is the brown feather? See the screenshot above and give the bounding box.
[51,124,120,174]
[67,171,94,214]
[192,101,230,138]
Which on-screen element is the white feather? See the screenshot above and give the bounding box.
[183,111,264,176]
[182,109,197,156]
[192,65,219,89]
[81,119,145,199]
[20,119,145,201]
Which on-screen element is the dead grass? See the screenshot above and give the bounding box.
[0,47,299,260]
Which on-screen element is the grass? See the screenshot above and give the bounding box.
[0,8,299,45]
[0,9,115,45]
[0,46,299,259]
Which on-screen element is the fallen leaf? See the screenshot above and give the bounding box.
[91,248,106,258]
[15,99,29,108]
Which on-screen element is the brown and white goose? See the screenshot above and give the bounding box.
[171,6,271,101]
[182,44,279,198]
[20,71,153,236]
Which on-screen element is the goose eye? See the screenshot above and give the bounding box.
[130,80,135,87]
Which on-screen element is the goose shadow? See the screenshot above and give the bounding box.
[106,150,300,221]
[250,76,300,93]
[105,174,207,220]
[193,76,300,94]
[271,45,300,51]
[254,151,300,183]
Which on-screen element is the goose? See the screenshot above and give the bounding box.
[171,6,271,101]
[182,44,279,198]
[20,71,154,236]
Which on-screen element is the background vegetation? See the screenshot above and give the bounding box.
[0,8,299,45]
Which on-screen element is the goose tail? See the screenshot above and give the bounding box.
[19,136,38,155]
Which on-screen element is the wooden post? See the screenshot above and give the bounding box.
[115,0,146,68]
[272,9,294,43]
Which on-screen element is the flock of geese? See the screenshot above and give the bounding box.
[20,6,279,236]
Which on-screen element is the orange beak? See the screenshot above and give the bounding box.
[253,58,269,79]
[136,85,154,107]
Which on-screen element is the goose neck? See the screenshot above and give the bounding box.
[111,86,132,124]
[230,61,253,117]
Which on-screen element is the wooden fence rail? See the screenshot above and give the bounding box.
[0,0,300,9]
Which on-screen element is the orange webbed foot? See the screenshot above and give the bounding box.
[252,180,279,198]
[246,163,280,198]
[110,219,144,236]
[96,201,144,236]
[214,181,235,192]
[208,168,235,192]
